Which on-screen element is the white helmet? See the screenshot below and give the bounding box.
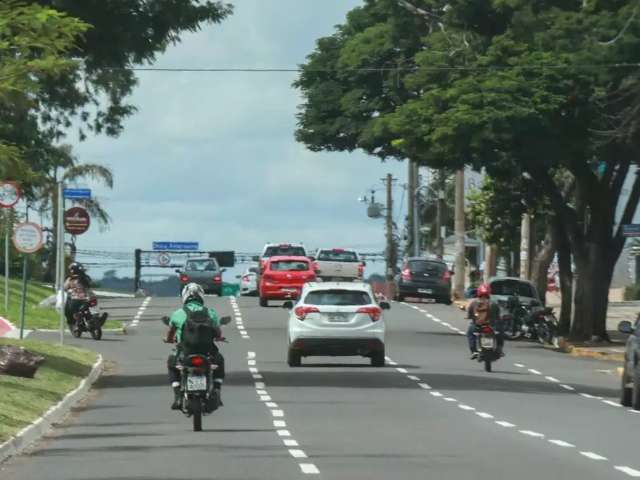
[181,283,205,304]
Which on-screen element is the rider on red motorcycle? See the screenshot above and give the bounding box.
[466,284,504,359]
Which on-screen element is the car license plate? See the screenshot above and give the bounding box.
[282,288,297,293]
[328,314,348,323]
[187,375,207,391]
[418,289,433,294]
[480,337,495,349]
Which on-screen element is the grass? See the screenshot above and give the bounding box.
[0,276,121,330]
[0,338,98,443]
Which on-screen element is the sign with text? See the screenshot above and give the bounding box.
[152,242,200,251]
[63,188,92,200]
[0,182,21,208]
[12,222,44,253]
[64,207,91,235]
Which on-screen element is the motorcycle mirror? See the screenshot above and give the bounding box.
[220,316,232,325]
[618,320,634,334]
[282,300,294,310]
[379,301,391,310]
[161,316,170,326]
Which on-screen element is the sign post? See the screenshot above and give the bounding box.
[0,181,21,313]
[623,224,640,237]
[13,218,44,339]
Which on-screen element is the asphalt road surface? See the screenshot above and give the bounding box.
[1,295,637,480]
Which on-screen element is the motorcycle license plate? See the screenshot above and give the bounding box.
[480,337,495,349]
[187,375,207,391]
[418,289,433,294]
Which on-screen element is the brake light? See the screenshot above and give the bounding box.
[180,274,189,283]
[480,325,494,334]
[89,297,97,307]
[312,261,319,271]
[279,243,291,248]
[401,267,411,281]
[442,270,451,281]
[294,306,319,320]
[332,248,345,253]
[190,356,206,367]
[213,275,222,283]
[242,275,250,282]
[358,263,365,277]
[357,306,382,322]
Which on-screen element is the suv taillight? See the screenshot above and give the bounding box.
[357,306,382,322]
[180,274,189,283]
[213,275,222,283]
[442,270,451,282]
[294,306,319,320]
[401,267,411,282]
[89,297,98,307]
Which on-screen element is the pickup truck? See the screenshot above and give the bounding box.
[313,248,364,282]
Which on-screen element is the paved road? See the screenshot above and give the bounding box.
[1,295,637,480]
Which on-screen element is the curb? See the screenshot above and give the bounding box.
[568,346,625,363]
[0,354,104,464]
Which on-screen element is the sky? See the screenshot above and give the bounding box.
[68,1,408,280]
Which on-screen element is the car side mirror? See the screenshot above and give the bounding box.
[161,316,170,326]
[220,316,232,325]
[619,320,634,334]
[282,300,294,310]
[380,301,391,310]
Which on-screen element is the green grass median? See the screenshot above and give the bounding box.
[0,276,121,330]
[0,338,98,443]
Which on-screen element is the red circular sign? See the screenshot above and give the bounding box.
[0,182,21,208]
[64,207,91,235]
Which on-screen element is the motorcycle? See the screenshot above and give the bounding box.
[530,307,559,346]
[71,296,107,340]
[162,315,231,432]
[474,324,501,372]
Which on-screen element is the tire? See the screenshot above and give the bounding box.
[259,297,268,307]
[90,327,102,341]
[371,349,386,367]
[287,348,301,367]
[621,366,632,407]
[396,293,405,302]
[71,326,82,338]
[484,359,492,372]
[632,366,640,411]
[191,397,203,432]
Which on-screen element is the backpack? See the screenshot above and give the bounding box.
[180,306,215,355]
[474,298,490,325]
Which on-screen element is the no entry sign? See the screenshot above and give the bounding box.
[13,222,44,253]
[0,182,21,208]
[64,207,91,235]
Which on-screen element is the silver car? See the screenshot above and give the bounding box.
[239,267,259,296]
[176,258,225,296]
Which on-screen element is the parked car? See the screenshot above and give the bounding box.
[176,258,225,295]
[259,256,316,307]
[284,282,389,367]
[619,317,640,410]
[394,257,452,304]
[488,277,541,307]
[239,267,259,296]
[312,248,364,282]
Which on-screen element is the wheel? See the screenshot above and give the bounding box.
[287,348,301,367]
[191,397,203,432]
[71,326,82,338]
[621,365,632,407]
[632,366,640,411]
[443,298,453,305]
[259,297,268,307]
[371,349,385,367]
[90,327,102,340]
[484,359,492,372]
[396,293,405,302]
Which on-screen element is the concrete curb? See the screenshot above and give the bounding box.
[568,346,625,363]
[0,354,104,464]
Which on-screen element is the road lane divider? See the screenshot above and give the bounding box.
[129,297,152,328]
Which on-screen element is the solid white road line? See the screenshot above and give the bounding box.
[603,400,622,407]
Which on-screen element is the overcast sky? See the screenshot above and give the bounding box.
[69,1,407,279]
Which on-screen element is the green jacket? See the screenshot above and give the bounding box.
[169,300,220,343]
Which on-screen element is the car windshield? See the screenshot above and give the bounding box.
[317,250,358,262]
[304,289,372,306]
[185,259,218,271]
[264,246,306,257]
[409,260,446,275]
[271,260,309,271]
[491,280,536,298]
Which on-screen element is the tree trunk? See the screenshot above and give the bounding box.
[530,223,556,305]
[555,219,572,336]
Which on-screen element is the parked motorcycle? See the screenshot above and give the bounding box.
[500,295,531,340]
[162,315,231,432]
[531,307,559,345]
[474,324,501,372]
[71,297,107,340]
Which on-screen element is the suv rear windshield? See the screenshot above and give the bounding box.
[317,250,359,262]
[491,280,536,298]
[271,260,310,271]
[409,260,446,275]
[304,289,372,306]
[264,245,306,257]
[185,259,219,271]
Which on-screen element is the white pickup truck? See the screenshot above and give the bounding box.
[313,248,364,282]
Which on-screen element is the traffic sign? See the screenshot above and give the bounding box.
[64,207,91,235]
[0,182,21,208]
[63,188,92,200]
[153,242,199,251]
[12,222,44,253]
[623,224,640,237]
[157,252,171,266]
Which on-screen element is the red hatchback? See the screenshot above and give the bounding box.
[259,256,316,307]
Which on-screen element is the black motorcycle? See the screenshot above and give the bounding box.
[474,324,501,372]
[500,295,531,340]
[71,297,107,340]
[530,307,559,345]
[163,315,231,432]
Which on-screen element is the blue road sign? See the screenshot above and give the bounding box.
[153,242,200,251]
[63,188,92,200]
[623,224,640,237]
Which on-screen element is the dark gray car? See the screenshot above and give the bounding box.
[176,258,225,295]
[619,317,640,409]
[394,257,452,304]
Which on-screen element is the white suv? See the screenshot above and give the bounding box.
[284,282,388,367]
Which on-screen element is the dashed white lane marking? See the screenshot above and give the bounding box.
[561,384,575,391]
[603,400,623,408]
[514,363,525,368]
[396,368,408,374]
[273,420,286,427]
[289,449,308,459]
[476,412,494,419]
[247,351,256,359]
[271,410,285,417]
[528,369,542,375]
[580,393,603,400]
[430,391,443,397]
[520,430,545,438]
[549,440,575,448]
[496,421,516,428]
[615,466,640,477]
[300,464,320,475]
[277,429,291,437]
[459,404,475,411]
[249,367,259,373]
[545,376,560,383]
[129,297,152,327]
[444,397,457,402]
[257,389,268,395]
[418,383,431,390]
[248,359,256,366]
[266,402,278,408]
[407,375,421,381]
[581,452,608,461]
[252,374,263,379]
[284,439,299,447]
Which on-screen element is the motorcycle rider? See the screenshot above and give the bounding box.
[64,263,94,331]
[466,283,504,359]
[164,282,225,410]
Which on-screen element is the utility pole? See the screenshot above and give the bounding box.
[435,171,446,257]
[385,174,395,280]
[56,181,65,345]
[454,169,466,299]
[407,160,417,257]
[520,213,531,280]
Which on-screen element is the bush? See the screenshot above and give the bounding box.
[624,283,640,301]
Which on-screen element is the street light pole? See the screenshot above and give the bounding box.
[454,169,466,299]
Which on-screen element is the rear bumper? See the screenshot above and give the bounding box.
[261,284,303,300]
[289,337,384,357]
[397,281,450,300]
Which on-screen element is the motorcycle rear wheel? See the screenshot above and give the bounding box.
[191,397,203,432]
[71,326,82,338]
[90,327,102,340]
[484,359,492,372]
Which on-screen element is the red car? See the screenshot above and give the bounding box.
[259,256,316,307]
